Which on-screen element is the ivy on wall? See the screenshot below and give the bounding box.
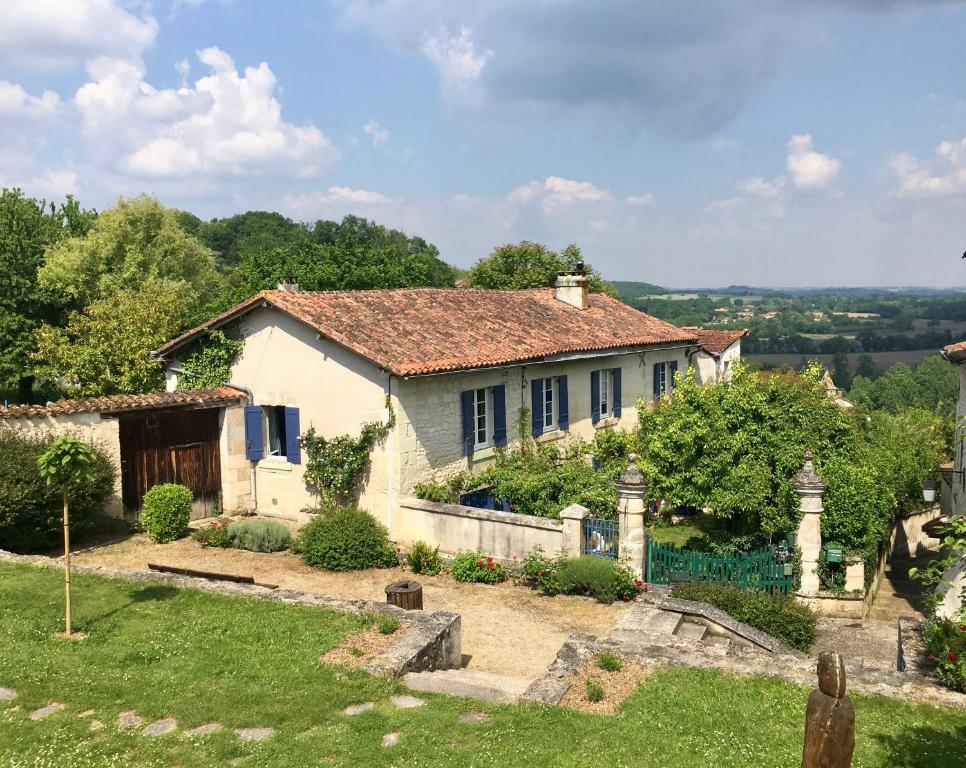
[175,330,243,390]
[300,396,395,506]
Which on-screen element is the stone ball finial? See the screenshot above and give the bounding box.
[793,450,827,491]
[617,453,646,487]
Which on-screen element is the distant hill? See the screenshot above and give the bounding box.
[610,280,668,300]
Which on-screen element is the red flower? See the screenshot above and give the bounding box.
[950,652,960,662]
[928,653,936,661]
[488,564,495,571]
[476,560,484,567]
[622,594,631,602]
[961,625,966,632]
[537,570,543,577]
[486,557,493,564]
[635,580,643,588]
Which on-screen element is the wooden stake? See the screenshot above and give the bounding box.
[63,487,71,638]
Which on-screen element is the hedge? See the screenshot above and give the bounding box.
[670,581,817,653]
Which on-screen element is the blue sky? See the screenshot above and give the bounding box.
[2,1,966,287]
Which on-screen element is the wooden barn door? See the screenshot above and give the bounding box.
[119,408,222,519]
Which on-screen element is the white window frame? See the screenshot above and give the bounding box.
[265,405,287,458]
[473,387,490,450]
[542,377,557,430]
[599,369,613,419]
[655,362,668,397]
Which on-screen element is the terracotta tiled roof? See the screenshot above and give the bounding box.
[0,387,246,420]
[157,288,698,377]
[942,340,966,364]
[681,327,748,356]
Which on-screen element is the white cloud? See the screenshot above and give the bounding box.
[0,80,60,120]
[420,26,491,92]
[625,193,655,206]
[0,0,158,72]
[29,168,80,198]
[890,138,966,198]
[786,133,840,190]
[175,58,191,87]
[737,176,786,200]
[363,120,389,147]
[281,186,394,219]
[508,176,613,213]
[75,47,338,179]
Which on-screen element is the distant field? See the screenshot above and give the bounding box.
[746,350,936,373]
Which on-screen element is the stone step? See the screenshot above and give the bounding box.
[674,621,707,642]
[633,609,683,636]
[403,669,533,704]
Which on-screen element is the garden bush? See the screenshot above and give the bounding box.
[555,556,642,604]
[190,521,232,548]
[585,678,605,702]
[923,617,966,693]
[670,582,817,653]
[450,551,507,584]
[0,428,115,553]
[377,616,400,635]
[295,506,398,571]
[406,540,442,575]
[140,483,192,544]
[596,651,623,672]
[227,519,291,552]
[522,546,564,595]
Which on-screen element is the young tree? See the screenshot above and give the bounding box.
[465,241,614,294]
[37,436,97,638]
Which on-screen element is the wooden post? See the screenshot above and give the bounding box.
[63,487,72,638]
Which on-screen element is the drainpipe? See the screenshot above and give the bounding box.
[386,374,393,533]
[164,365,258,514]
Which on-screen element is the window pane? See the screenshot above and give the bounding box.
[600,370,609,416]
[475,388,487,445]
[544,378,553,428]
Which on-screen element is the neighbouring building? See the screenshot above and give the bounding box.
[682,327,747,384]
[938,340,966,618]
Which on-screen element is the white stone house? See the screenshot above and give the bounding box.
[682,327,747,384]
[937,340,966,618]
[154,274,730,532]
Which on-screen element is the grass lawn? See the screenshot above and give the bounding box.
[1,562,963,767]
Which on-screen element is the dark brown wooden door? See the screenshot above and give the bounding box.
[119,408,222,518]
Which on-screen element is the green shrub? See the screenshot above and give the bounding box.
[923,617,966,693]
[596,651,623,672]
[191,522,232,548]
[585,678,605,702]
[522,546,563,595]
[412,481,456,504]
[377,615,400,635]
[0,427,115,553]
[670,582,817,653]
[295,506,398,571]
[450,551,507,584]
[406,540,442,575]
[140,484,192,544]
[227,519,291,552]
[556,556,642,604]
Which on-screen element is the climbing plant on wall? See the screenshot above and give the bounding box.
[300,397,395,506]
[175,330,243,390]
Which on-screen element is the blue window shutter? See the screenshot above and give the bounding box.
[612,368,622,418]
[530,378,544,437]
[284,406,301,464]
[492,385,507,446]
[244,405,264,461]
[669,360,679,391]
[591,370,601,424]
[557,375,569,430]
[461,390,474,456]
[653,363,662,399]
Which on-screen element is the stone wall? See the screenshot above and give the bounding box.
[889,504,942,559]
[0,411,123,517]
[219,404,252,513]
[396,497,571,560]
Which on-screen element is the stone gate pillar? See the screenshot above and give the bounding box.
[794,451,827,598]
[560,503,589,556]
[617,453,648,580]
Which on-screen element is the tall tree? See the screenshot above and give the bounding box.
[465,241,613,294]
[197,211,311,270]
[0,189,96,399]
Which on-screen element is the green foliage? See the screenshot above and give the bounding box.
[295,506,398,571]
[33,281,185,395]
[140,484,193,544]
[36,435,98,488]
[300,402,394,506]
[465,241,614,294]
[376,615,400,635]
[670,582,817,653]
[0,429,114,552]
[584,677,605,702]
[476,443,619,518]
[450,551,507,584]
[555,555,642,604]
[595,651,623,672]
[922,617,966,693]
[816,542,847,593]
[226,520,291,552]
[190,521,232,548]
[175,330,243,390]
[522,546,564,595]
[405,540,442,575]
[637,362,855,539]
[910,515,966,614]
[849,355,959,418]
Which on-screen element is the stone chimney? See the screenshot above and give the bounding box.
[555,260,589,310]
[276,278,300,292]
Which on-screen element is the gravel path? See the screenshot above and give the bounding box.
[75,533,628,678]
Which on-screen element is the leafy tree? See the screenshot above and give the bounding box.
[848,356,958,417]
[197,211,311,270]
[38,194,220,317]
[0,189,95,398]
[465,241,613,294]
[832,350,851,389]
[33,282,185,396]
[854,354,878,381]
